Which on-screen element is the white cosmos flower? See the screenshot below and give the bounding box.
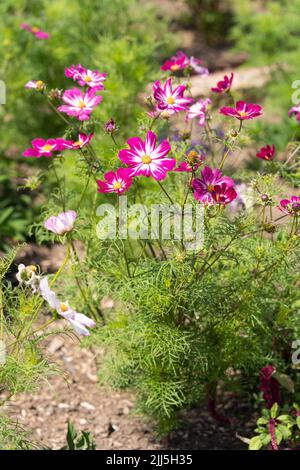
[39,277,96,336]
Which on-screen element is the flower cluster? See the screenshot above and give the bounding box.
[193,166,237,205]
[259,365,280,409]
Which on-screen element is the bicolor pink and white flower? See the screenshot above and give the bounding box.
[44,210,77,235]
[16,264,40,293]
[192,166,235,205]
[186,98,211,126]
[23,138,72,158]
[211,73,234,94]
[256,144,275,161]
[39,277,95,336]
[118,131,175,181]
[153,78,193,115]
[220,101,263,121]
[25,80,45,91]
[211,182,237,205]
[288,106,300,122]
[97,168,133,194]
[278,196,300,216]
[65,64,107,91]
[63,133,94,150]
[58,88,102,121]
[20,23,49,39]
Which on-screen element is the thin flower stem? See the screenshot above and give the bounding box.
[111,133,118,147]
[70,241,105,322]
[30,317,56,335]
[219,121,243,170]
[76,173,91,211]
[183,172,194,207]
[157,180,174,205]
[52,160,66,211]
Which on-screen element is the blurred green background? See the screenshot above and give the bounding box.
[1,0,300,248]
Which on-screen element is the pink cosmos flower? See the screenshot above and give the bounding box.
[211,73,234,94]
[153,78,193,115]
[192,166,235,205]
[161,51,188,72]
[25,80,45,91]
[256,144,275,161]
[161,51,208,76]
[20,23,49,39]
[220,100,263,121]
[65,64,107,91]
[278,196,300,216]
[97,167,133,194]
[39,277,95,336]
[118,130,175,181]
[63,132,94,150]
[44,210,77,235]
[23,138,72,158]
[187,98,211,126]
[288,106,300,122]
[211,183,237,205]
[58,88,102,121]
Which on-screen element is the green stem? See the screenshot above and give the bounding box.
[157,180,174,205]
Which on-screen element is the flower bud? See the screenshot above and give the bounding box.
[48,88,62,100]
[104,118,116,134]
[261,194,269,203]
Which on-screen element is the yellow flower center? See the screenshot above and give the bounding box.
[170,64,180,71]
[74,140,82,147]
[36,80,44,90]
[167,96,175,105]
[32,26,40,33]
[239,111,248,117]
[113,181,122,190]
[78,100,86,109]
[142,155,152,164]
[43,144,53,151]
[207,184,215,192]
[60,303,68,312]
[85,76,92,83]
[26,265,37,273]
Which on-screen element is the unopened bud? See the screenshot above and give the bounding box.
[104,118,116,134]
[48,88,62,100]
[261,194,269,203]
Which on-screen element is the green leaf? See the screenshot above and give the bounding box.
[273,372,295,393]
[270,403,279,419]
[249,436,263,450]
